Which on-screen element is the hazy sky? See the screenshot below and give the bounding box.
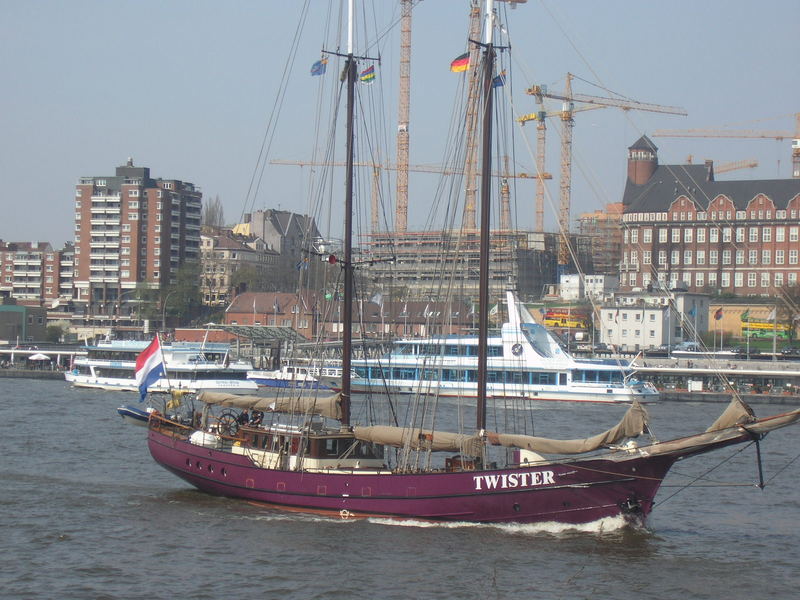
[2,0,798,247]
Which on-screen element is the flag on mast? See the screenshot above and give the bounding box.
[134,335,165,402]
[450,52,470,72]
[359,65,375,83]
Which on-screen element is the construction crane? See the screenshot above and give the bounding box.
[684,157,758,174]
[270,159,538,234]
[526,73,687,268]
[395,0,412,233]
[517,105,599,232]
[652,113,800,178]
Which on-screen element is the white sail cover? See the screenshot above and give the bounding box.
[485,400,649,455]
[353,426,484,456]
[197,391,342,420]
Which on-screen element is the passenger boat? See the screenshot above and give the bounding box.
[351,291,659,403]
[146,0,799,527]
[247,364,342,390]
[66,340,257,393]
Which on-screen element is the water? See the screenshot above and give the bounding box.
[2,380,798,599]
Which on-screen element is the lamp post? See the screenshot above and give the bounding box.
[162,290,178,332]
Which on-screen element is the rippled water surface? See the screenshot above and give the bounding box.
[1,380,798,599]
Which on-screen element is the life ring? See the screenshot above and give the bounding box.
[339,509,353,520]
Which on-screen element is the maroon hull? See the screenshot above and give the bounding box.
[148,428,678,524]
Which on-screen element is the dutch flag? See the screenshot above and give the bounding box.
[134,336,165,401]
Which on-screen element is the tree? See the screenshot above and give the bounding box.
[202,195,225,229]
[161,263,203,326]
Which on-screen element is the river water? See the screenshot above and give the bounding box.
[2,379,798,599]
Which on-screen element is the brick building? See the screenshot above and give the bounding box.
[620,136,800,295]
[73,159,201,316]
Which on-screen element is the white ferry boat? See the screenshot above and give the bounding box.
[351,292,659,404]
[65,340,258,393]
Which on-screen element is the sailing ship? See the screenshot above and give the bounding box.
[350,290,658,402]
[146,0,799,526]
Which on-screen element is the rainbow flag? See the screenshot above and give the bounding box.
[360,65,375,83]
[450,52,470,72]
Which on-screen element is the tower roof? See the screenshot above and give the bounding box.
[628,135,658,153]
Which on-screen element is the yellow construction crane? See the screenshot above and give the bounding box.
[526,73,687,268]
[652,113,800,178]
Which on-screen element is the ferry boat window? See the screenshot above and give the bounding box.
[559,373,567,386]
[445,345,460,356]
[488,346,503,357]
[488,371,503,383]
[509,371,526,385]
[537,373,555,385]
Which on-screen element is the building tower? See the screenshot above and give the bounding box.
[627,135,659,185]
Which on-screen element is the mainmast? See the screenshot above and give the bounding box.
[476,0,495,431]
[341,0,357,428]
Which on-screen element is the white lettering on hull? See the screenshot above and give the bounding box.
[473,470,555,491]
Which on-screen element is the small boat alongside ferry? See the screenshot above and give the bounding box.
[66,340,258,393]
[247,364,343,390]
[351,292,658,403]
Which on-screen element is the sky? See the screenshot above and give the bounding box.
[1,0,799,248]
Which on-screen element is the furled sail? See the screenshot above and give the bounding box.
[485,400,649,455]
[354,426,484,456]
[197,391,342,420]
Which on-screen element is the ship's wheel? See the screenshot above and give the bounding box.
[217,410,239,436]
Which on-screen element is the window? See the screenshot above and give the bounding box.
[122,224,131,232]
[695,272,704,288]
[776,250,785,265]
[722,250,731,265]
[789,249,798,265]
[709,250,718,265]
[748,249,757,265]
[658,250,667,266]
[736,250,744,265]
[790,273,798,286]
[736,211,746,220]
[128,201,139,209]
[128,190,140,197]
[749,227,758,243]
[643,229,652,243]
[659,228,668,243]
[709,228,719,243]
[736,228,745,243]
[722,227,731,242]
[762,250,771,265]
[671,250,680,265]
[747,272,757,287]
[775,272,784,287]
[684,228,693,243]
[735,272,743,287]
[761,272,770,288]
[630,250,638,264]
[696,228,705,243]
[790,227,799,242]
[683,250,692,265]
[696,250,705,265]
[709,272,717,287]
[672,229,680,242]
[776,227,785,242]
[129,213,138,220]
[643,251,651,264]
[721,272,730,287]
[631,229,638,244]
[763,227,772,242]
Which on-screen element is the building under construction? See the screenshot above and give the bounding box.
[576,202,624,276]
[362,229,588,302]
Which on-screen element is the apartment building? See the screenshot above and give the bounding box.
[73,159,201,316]
[200,232,278,306]
[620,136,800,296]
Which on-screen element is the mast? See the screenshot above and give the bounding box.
[341,0,356,428]
[476,0,495,431]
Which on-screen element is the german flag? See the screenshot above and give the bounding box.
[450,52,470,72]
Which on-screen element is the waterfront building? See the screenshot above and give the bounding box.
[200,232,278,307]
[576,202,624,276]
[72,158,202,318]
[232,210,322,292]
[619,136,800,296]
[599,288,709,352]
